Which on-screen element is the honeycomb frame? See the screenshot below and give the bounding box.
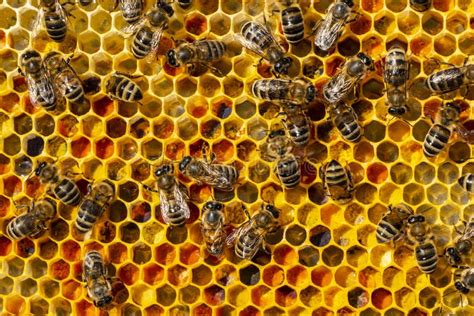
[0,0,473,315]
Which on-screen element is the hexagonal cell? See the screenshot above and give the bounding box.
[374,11,396,35]
[321,245,344,267]
[177,116,198,140]
[422,12,444,35]
[414,162,435,184]
[90,9,112,33]
[311,266,332,287]
[397,11,420,35]
[118,263,139,286]
[50,259,69,280]
[348,287,369,308]
[78,30,101,54]
[120,222,140,243]
[337,36,360,57]
[459,32,474,55]
[106,117,126,138]
[426,183,448,205]
[3,134,21,156]
[40,279,59,298]
[5,295,25,315]
[0,276,13,295]
[434,34,457,56]
[240,264,260,286]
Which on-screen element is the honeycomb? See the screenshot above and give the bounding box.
[0,0,473,315]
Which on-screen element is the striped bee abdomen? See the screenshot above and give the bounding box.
[76,199,104,233]
[44,11,67,42]
[426,68,464,93]
[251,79,290,101]
[423,124,451,157]
[54,179,81,206]
[196,40,226,62]
[376,218,403,243]
[276,156,300,188]
[7,215,40,240]
[241,21,273,50]
[132,27,153,59]
[281,6,304,44]
[458,173,474,193]
[334,111,361,142]
[415,243,438,274]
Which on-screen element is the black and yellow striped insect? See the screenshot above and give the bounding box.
[320,160,354,204]
[376,204,413,244]
[458,173,474,193]
[105,73,143,103]
[6,199,56,240]
[406,215,438,274]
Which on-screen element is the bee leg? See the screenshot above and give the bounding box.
[17,67,25,77]
[115,71,142,79]
[242,204,251,221]
[346,12,362,24]
[112,0,118,11]
[65,171,82,178]
[143,184,159,193]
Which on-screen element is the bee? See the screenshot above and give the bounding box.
[83,251,113,309]
[201,201,226,256]
[34,161,82,206]
[115,0,144,24]
[322,53,374,104]
[320,159,354,204]
[6,199,56,240]
[263,129,301,189]
[145,164,190,226]
[75,181,115,234]
[444,220,473,267]
[423,102,473,157]
[410,0,431,12]
[105,73,143,103]
[280,105,311,146]
[275,2,305,45]
[166,40,227,74]
[327,101,362,143]
[251,78,316,105]
[384,45,409,117]
[226,204,280,260]
[43,52,85,105]
[376,203,413,244]
[19,50,57,111]
[406,214,438,274]
[458,173,474,193]
[238,20,292,76]
[425,58,474,95]
[177,0,192,9]
[179,147,239,192]
[313,0,358,54]
[33,0,72,42]
[453,267,474,295]
[128,7,171,61]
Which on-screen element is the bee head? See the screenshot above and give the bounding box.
[265,204,280,219]
[94,294,113,309]
[20,50,41,73]
[204,201,223,211]
[454,281,469,294]
[445,247,457,256]
[35,162,48,176]
[157,0,174,17]
[407,215,425,224]
[148,9,167,27]
[269,129,285,139]
[305,85,316,103]
[274,57,292,75]
[166,49,180,67]
[342,0,354,7]
[388,106,407,116]
[179,156,192,172]
[445,102,461,114]
[357,52,374,70]
[155,164,174,177]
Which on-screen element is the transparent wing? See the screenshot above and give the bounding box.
[225,223,246,246]
[234,33,268,61]
[327,71,358,100]
[173,183,190,220]
[244,234,264,259]
[27,77,42,106]
[455,123,474,144]
[54,2,69,23]
[145,26,165,64]
[159,189,172,224]
[32,8,45,39]
[199,162,232,189]
[122,19,146,34]
[314,9,345,51]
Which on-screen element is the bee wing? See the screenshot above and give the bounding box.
[173,183,190,220]
[314,10,345,50]
[234,33,268,61]
[122,19,146,34]
[32,8,45,39]
[54,2,70,25]
[199,163,232,189]
[145,26,165,64]
[455,123,474,144]
[246,234,264,259]
[225,222,249,246]
[158,189,172,224]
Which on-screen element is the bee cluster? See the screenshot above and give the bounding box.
[0,0,473,314]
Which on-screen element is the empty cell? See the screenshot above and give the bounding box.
[240,264,260,286]
[422,12,444,35]
[348,287,369,308]
[459,32,474,54]
[364,121,386,143]
[275,285,297,307]
[311,266,332,287]
[449,142,471,163]
[321,245,344,267]
[0,276,13,295]
[434,34,457,56]
[30,298,49,315]
[374,12,396,35]
[50,219,69,241]
[390,163,412,184]
[120,222,140,243]
[337,36,361,57]
[5,295,25,315]
[398,12,420,35]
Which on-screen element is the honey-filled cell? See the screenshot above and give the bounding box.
[0,0,472,314]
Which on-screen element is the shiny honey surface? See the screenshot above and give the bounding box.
[0,0,473,315]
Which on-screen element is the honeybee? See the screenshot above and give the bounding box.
[127,7,170,61]
[33,0,73,42]
[384,45,409,117]
[444,220,473,267]
[280,104,311,146]
[406,214,438,274]
[226,204,280,260]
[322,53,374,104]
[83,251,113,309]
[75,181,115,234]
[177,0,192,9]
[320,160,354,204]
[166,40,227,74]
[458,173,474,193]
[376,203,413,244]
[115,0,144,24]
[423,102,474,157]
[34,161,82,206]
[19,50,57,111]
[105,73,143,103]
[201,201,226,256]
[263,129,301,189]
[179,147,239,192]
[313,0,358,54]
[6,199,56,240]
[327,101,362,143]
[145,164,190,226]
[270,1,305,44]
[425,58,474,95]
[238,20,292,76]
[251,78,316,105]
[43,52,85,105]
[410,0,431,12]
[453,267,474,295]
